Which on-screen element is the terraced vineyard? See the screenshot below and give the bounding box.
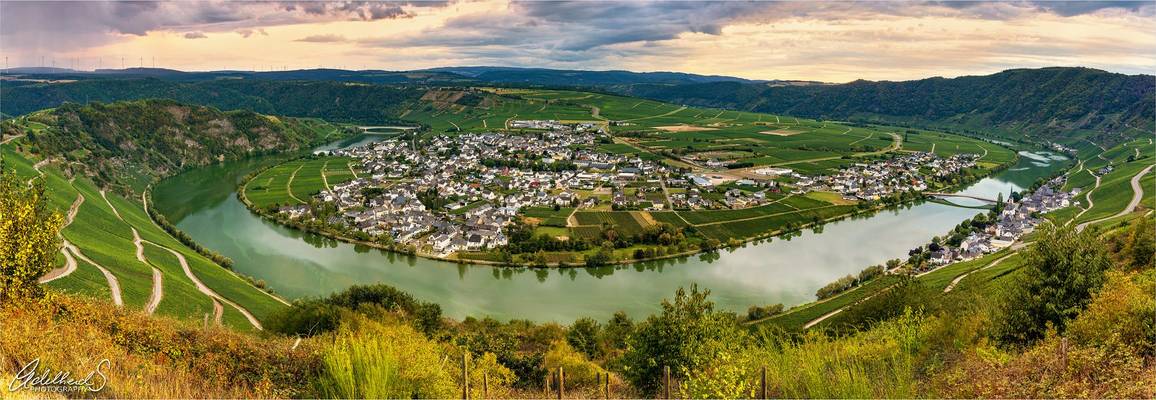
[3,138,287,331]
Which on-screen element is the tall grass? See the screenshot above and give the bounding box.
[314,314,456,399]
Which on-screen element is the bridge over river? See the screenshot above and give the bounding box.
[925,192,1000,203]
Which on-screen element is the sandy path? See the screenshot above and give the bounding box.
[285,163,306,203]
[1068,170,1100,226]
[320,160,332,191]
[133,228,164,315]
[1077,165,1154,232]
[38,247,78,284]
[149,241,263,330]
[38,194,84,282]
[140,190,290,307]
[100,190,123,220]
[63,241,123,307]
[802,284,896,329]
[0,134,24,145]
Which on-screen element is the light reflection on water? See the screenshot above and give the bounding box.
[155,140,1068,322]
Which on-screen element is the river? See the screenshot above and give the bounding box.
[153,135,1068,322]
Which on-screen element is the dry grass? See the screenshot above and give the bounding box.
[0,293,320,399]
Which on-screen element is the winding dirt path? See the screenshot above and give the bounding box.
[320,160,332,191]
[0,134,23,145]
[38,247,77,284]
[134,228,164,315]
[1068,169,1100,226]
[802,284,897,329]
[149,240,263,330]
[285,163,306,203]
[140,189,290,308]
[64,241,123,307]
[943,244,1026,293]
[1077,165,1154,232]
[104,189,163,314]
[38,194,84,282]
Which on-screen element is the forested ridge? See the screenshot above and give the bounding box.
[1,99,353,192]
[614,67,1155,140]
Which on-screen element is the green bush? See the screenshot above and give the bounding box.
[315,314,456,399]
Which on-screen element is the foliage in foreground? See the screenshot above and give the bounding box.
[0,165,63,304]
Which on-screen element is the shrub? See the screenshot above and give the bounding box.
[542,340,607,389]
[620,285,744,396]
[314,314,456,399]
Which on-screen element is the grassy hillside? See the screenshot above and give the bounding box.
[1,142,286,331]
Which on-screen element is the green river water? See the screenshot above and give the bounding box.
[153,135,1068,322]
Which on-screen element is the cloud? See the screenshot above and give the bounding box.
[183,31,207,39]
[0,1,446,52]
[296,34,348,43]
[236,28,268,38]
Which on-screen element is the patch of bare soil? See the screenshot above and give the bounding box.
[656,125,718,132]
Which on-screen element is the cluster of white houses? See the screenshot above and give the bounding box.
[282,127,668,255]
[796,153,979,200]
[925,176,1077,266]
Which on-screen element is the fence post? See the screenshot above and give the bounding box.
[604,372,610,399]
[544,373,551,396]
[483,373,488,399]
[1061,337,1068,371]
[760,366,767,399]
[557,367,564,400]
[663,365,670,399]
[462,352,470,400]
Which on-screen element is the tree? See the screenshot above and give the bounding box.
[567,317,603,360]
[998,224,1111,345]
[620,285,744,396]
[0,165,64,304]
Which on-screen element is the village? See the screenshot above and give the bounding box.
[281,126,672,255]
[918,175,1078,269]
[274,121,1007,259]
[792,152,980,201]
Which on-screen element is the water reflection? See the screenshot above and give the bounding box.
[153,142,1070,322]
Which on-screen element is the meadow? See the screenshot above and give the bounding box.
[245,156,360,209]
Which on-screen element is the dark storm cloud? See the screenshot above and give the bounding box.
[936,0,1153,17]
[0,1,444,52]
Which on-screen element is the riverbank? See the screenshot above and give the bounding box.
[232,151,1021,268]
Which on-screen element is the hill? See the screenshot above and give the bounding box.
[1,99,355,193]
[614,67,1155,144]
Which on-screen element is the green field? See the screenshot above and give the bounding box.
[398,88,1012,176]
[245,156,358,208]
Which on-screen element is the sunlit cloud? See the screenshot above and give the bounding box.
[1,0,1152,81]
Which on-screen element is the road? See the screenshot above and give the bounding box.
[1076,164,1153,232]
[1068,169,1100,226]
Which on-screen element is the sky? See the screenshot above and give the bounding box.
[1,1,1153,82]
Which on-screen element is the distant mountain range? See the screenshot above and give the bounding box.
[2,66,1151,141]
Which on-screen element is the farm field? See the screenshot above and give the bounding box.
[406,88,1014,176]
[2,138,287,331]
[245,156,359,209]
